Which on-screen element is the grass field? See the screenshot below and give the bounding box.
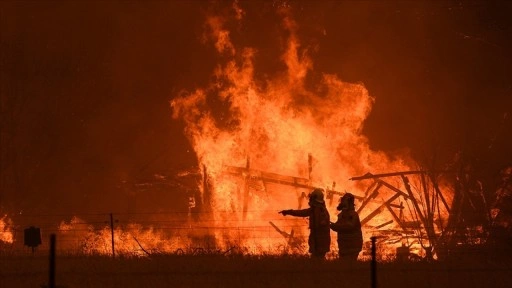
[1,253,512,288]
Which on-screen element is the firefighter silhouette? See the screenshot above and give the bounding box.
[330,192,363,262]
[279,188,331,259]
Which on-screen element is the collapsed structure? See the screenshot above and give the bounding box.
[180,156,510,261]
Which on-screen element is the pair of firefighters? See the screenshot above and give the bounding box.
[279,189,363,261]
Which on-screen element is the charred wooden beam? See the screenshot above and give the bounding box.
[327,182,336,206]
[376,180,409,199]
[350,171,426,181]
[431,175,451,213]
[360,191,403,226]
[401,175,426,228]
[223,165,357,200]
[374,220,394,229]
[357,181,382,214]
[298,191,307,210]
[364,180,379,197]
[269,221,301,250]
[224,165,311,189]
[269,221,292,238]
[242,158,251,221]
[202,165,212,213]
[384,201,405,230]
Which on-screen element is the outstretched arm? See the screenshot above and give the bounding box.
[279,208,311,217]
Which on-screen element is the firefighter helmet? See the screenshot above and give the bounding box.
[338,192,355,211]
[309,188,325,204]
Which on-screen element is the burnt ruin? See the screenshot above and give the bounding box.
[187,153,512,261]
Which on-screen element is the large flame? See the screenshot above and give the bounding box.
[172,6,411,184]
[171,3,444,258]
[1,2,453,259]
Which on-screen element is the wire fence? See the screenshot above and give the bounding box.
[1,211,313,256]
[0,210,509,261]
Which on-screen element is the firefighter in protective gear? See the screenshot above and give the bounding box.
[279,188,331,258]
[330,192,363,262]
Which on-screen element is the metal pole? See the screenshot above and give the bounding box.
[110,213,115,258]
[49,234,56,288]
[371,236,377,288]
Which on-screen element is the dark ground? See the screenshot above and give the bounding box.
[1,254,512,288]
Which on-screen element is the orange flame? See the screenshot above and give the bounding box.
[0,215,14,244]
[170,3,451,258]
[57,216,190,256]
[1,3,453,259]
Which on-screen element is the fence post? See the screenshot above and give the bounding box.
[371,236,377,288]
[49,234,56,288]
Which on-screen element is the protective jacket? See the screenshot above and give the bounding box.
[330,209,363,255]
[286,205,331,256]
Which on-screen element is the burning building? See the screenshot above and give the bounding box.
[169,2,464,260]
[1,1,509,261]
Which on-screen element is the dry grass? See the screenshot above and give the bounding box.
[1,254,511,288]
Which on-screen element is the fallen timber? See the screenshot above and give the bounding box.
[222,165,426,232]
[221,161,466,260]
